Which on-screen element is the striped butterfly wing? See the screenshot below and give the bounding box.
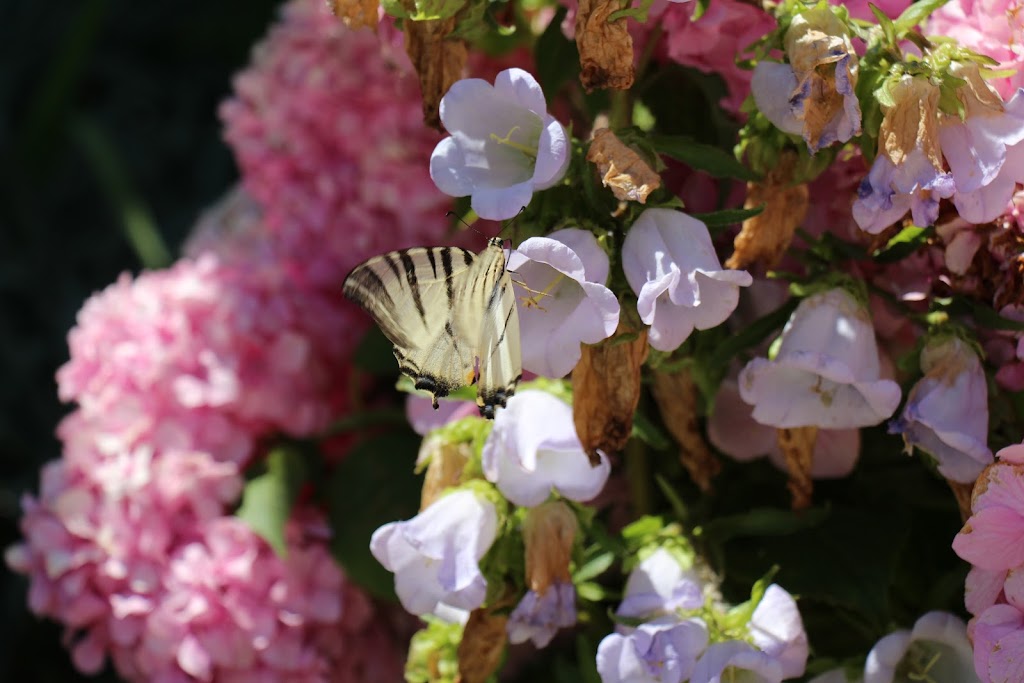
[469,241,522,418]
[343,246,479,406]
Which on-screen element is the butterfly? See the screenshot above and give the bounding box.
[343,238,522,419]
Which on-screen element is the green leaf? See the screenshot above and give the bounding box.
[870,3,897,46]
[575,581,608,602]
[573,551,616,582]
[872,224,932,262]
[706,298,800,371]
[893,0,949,33]
[353,325,398,377]
[701,506,831,543]
[956,298,1024,332]
[691,204,764,228]
[576,635,603,683]
[236,445,308,556]
[324,432,423,600]
[649,134,760,181]
[631,410,671,450]
[690,0,710,20]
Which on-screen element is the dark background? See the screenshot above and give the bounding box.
[0,1,280,678]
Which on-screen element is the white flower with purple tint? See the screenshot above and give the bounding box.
[596,617,709,683]
[506,581,577,648]
[752,8,860,152]
[617,548,704,620]
[430,68,570,220]
[853,149,956,234]
[691,640,784,683]
[739,287,901,428]
[482,390,610,507]
[508,228,620,378]
[749,584,809,679]
[889,335,993,483]
[864,611,978,683]
[370,489,498,617]
[622,208,753,352]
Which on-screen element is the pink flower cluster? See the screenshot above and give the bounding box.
[928,0,1024,101]
[8,0,458,678]
[951,444,1024,682]
[220,0,453,289]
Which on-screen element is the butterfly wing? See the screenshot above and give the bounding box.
[462,240,522,418]
[343,247,478,405]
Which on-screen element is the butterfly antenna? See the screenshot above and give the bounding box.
[446,210,488,239]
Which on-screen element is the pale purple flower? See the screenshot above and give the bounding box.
[596,617,709,683]
[482,390,610,507]
[889,335,993,483]
[508,228,620,377]
[430,68,570,220]
[405,395,477,436]
[739,288,902,429]
[617,548,704,620]
[370,489,498,617]
[749,584,809,679]
[709,377,861,478]
[622,208,753,352]
[946,89,1024,223]
[507,581,577,648]
[853,149,956,234]
[691,640,784,683]
[864,611,978,683]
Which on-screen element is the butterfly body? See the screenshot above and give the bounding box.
[343,238,522,418]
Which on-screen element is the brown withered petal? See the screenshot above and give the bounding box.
[572,324,649,464]
[776,426,818,511]
[879,76,943,171]
[402,15,467,129]
[650,369,720,491]
[457,608,508,683]
[523,502,578,594]
[419,438,471,511]
[575,0,634,92]
[326,0,380,31]
[726,151,809,270]
[587,128,662,203]
[948,478,976,523]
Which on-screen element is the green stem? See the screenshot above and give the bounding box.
[609,89,633,129]
[625,438,652,517]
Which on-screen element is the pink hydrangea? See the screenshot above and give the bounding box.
[57,253,361,456]
[928,0,1024,101]
[220,0,453,289]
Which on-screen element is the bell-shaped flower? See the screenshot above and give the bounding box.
[939,64,1024,223]
[617,548,704,620]
[952,444,1024,571]
[430,68,570,220]
[482,390,610,507]
[748,584,809,679]
[864,611,978,683]
[853,76,955,234]
[691,640,784,683]
[889,335,993,483]
[739,287,901,428]
[508,228,620,377]
[370,489,498,617]
[506,581,577,648]
[622,208,753,352]
[596,617,709,683]
[752,8,860,152]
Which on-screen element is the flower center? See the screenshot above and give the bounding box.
[896,641,961,683]
[490,126,538,159]
[521,273,566,310]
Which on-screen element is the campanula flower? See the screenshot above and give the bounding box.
[752,8,860,152]
[622,208,753,352]
[864,611,978,683]
[508,229,620,378]
[616,548,704,620]
[482,390,610,507]
[429,68,570,220]
[370,489,498,617]
[749,584,809,679]
[853,77,955,234]
[506,582,577,648]
[691,640,784,683]
[739,288,901,428]
[596,617,710,683]
[890,335,993,483]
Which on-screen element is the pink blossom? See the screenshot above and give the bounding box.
[656,0,777,114]
[953,447,1024,570]
[972,603,1024,683]
[220,0,453,289]
[928,0,1024,101]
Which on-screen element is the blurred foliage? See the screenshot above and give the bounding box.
[0,0,280,679]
